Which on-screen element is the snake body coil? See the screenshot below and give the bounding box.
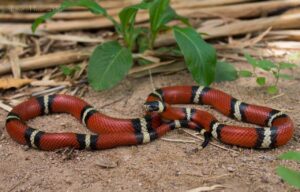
[6,86,294,150]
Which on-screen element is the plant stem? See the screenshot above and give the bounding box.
[252,66,256,77]
[105,14,121,35]
[149,32,157,50]
[274,66,281,87]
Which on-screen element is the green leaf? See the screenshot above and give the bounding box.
[173,26,216,86]
[244,53,258,67]
[32,0,107,32]
[278,73,294,80]
[137,58,153,65]
[279,62,297,69]
[62,0,107,14]
[279,151,300,163]
[256,77,266,86]
[239,70,252,77]
[118,1,151,49]
[32,8,64,32]
[60,65,80,76]
[155,46,183,57]
[142,0,156,3]
[149,0,189,48]
[119,7,139,49]
[167,6,190,26]
[214,61,238,82]
[256,60,277,71]
[150,0,168,30]
[150,1,189,31]
[137,28,150,53]
[130,1,152,9]
[88,41,133,90]
[61,66,73,76]
[119,7,137,30]
[267,85,278,94]
[276,166,300,189]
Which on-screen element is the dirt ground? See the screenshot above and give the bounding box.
[0,68,299,192]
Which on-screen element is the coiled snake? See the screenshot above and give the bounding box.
[6,86,293,150]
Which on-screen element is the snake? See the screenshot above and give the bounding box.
[5,86,294,151]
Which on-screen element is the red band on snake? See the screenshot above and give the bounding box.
[5,86,294,150]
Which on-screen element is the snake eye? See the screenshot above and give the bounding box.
[144,101,165,112]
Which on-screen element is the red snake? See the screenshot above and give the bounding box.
[5,86,294,150]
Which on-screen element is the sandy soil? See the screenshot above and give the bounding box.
[0,70,299,192]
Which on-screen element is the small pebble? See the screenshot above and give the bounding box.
[241,157,248,163]
[261,176,269,183]
[230,152,239,158]
[95,158,118,169]
[258,155,275,161]
[21,145,30,151]
[227,166,235,172]
[0,134,5,141]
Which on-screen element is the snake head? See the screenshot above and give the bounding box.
[144,101,166,113]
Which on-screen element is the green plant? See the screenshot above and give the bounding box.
[239,53,297,94]
[32,0,237,91]
[60,65,81,77]
[276,151,300,189]
[148,0,188,49]
[173,27,216,85]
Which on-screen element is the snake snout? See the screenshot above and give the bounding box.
[144,101,165,113]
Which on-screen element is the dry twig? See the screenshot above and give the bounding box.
[0,100,12,112]
[161,138,197,144]
[186,185,225,192]
[0,48,92,75]
[182,129,239,154]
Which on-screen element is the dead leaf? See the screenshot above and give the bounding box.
[0,78,33,90]
[8,47,23,78]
